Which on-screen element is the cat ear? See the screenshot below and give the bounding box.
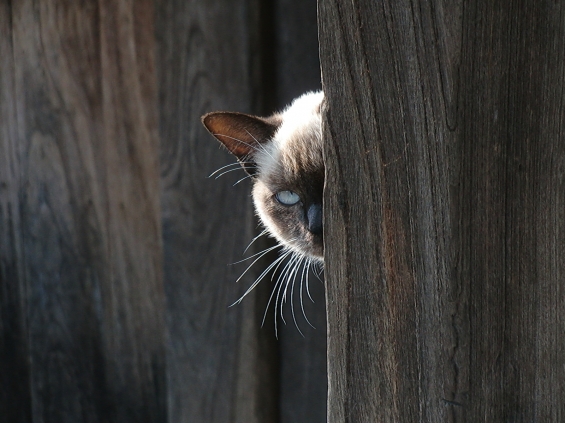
[201,112,279,161]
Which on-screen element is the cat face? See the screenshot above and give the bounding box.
[202,91,324,263]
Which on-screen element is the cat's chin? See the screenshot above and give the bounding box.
[284,237,324,264]
[307,242,324,264]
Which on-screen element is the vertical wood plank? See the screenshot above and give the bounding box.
[1,1,167,422]
[271,1,327,422]
[273,0,322,105]
[156,1,278,422]
[320,0,565,421]
[459,2,565,420]
[0,2,33,421]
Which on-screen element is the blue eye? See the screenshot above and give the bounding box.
[275,190,300,206]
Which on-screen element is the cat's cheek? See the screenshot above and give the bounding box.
[252,182,304,252]
[252,182,284,239]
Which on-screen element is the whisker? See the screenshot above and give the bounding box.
[290,255,306,337]
[300,259,316,329]
[306,260,316,303]
[211,133,263,154]
[262,250,294,335]
[286,254,302,304]
[232,251,289,306]
[230,242,280,265]
[243,229,268,254]
[230,231,320,336]
[244,129,275,160]
[214,166,253,179]
[235,244,282,281]
[208,162,244,178]
[273,263,290,330]
[273,255,294,330]
[276,253,301,326]
[312,262,324,283]
[233,174,253,186]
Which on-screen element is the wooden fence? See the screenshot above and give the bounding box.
[1,1,323,422]
[2,1,565,422]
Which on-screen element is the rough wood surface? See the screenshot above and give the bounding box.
[319,0,565,421]
[156,1,278,422]
[0,1,166,422]
[2,1,325,421]
[0,3,32,422]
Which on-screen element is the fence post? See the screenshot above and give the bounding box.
[319,0,565,421]
[0,1,166,421]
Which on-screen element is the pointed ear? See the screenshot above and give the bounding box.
[201,112,279,161]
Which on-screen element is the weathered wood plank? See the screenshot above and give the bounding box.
[155,1,278,422]
[458,2,565,420]
[1,1,167,421]
[320,0,565,421]
[273,0,322,105]
[0,2,33,421]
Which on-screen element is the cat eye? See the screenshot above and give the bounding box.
[275,190,301,206]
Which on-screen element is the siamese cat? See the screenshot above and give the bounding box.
[202,91,324,331]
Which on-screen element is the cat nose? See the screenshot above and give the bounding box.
[307,203,323,235]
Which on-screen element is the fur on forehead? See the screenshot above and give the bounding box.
[255,91,324,178]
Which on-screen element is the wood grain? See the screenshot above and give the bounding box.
[319,0,565,421]
[2,1,324,421]
[1,1,166,422]
[156,0,278,422]
[0,2,33,422]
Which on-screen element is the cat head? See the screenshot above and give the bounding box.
[202,91,324,262]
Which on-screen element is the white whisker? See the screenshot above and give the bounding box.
[233,174,253,186]
[273,255,294,331]
[300,260,316,329]
[311,262,324,284]
[290,255,306,337]
[262,250,294,335]
[306,260,316,303]
[230,242,280,265]
[232,251,289,306]
[276,253,301,326]
[235,244,282,281]
[244,129,275,160]
[208,162,244,178]
[214,166,253,179]
[243,229,268,254]
[211,133,263,154]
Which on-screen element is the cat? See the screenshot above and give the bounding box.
[202,91,324,331]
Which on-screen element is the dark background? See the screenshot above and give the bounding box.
[0,1,325,422]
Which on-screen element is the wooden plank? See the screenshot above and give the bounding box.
[458,2,565,419]
[155,1,278,422]
[0,2,33,421]
[271,1,327,422]
[278,279,326,423]
[273,0,322,105]
[319,0,565,421]
[1,1,167,421]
